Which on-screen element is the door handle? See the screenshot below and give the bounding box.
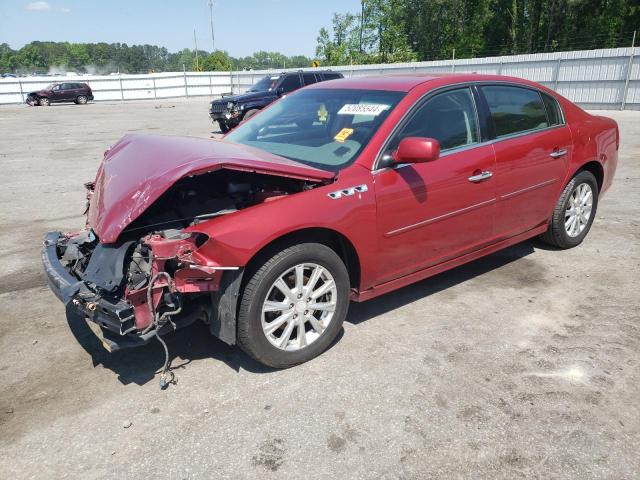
[468,171,493,183]
[550,149,568,158]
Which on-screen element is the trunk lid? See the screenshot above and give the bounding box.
[88,133,334,243]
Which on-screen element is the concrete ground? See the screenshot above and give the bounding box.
[0,98,638,480]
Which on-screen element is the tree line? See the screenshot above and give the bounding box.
[2,1,637,74]
[316,0,639,65]
[0,41,312,74]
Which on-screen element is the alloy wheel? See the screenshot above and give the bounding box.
[565,182,593,237]
[261,263,337,351]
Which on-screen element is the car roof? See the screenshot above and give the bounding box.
[305,73,543,92]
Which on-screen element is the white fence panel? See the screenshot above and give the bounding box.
[0,47,638,109]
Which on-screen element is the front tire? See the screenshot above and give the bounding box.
[237,243,350,368]
[242,108,259,122]
[217,120,230,133]
[539,170,599,249]
[38,97,50,106]
[76,95,88,104]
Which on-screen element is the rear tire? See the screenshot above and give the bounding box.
[237,243,350,368]
[76,95,88,104]
[539,170,599,249]
[38,97,50,106]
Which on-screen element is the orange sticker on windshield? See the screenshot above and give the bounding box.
[334,128,354,143]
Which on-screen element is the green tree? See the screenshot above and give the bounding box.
[199,50,233,71]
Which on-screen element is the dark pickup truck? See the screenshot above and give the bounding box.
[209,70,343,132]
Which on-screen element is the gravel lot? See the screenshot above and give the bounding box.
[0,98,638,479]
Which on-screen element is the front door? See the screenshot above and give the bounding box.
[374,87,497,284]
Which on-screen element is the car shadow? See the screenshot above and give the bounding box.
[66,304,345,386]
[66,238,543,387]
[347,239,538,325]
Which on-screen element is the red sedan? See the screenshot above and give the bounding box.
[42,73,618,375]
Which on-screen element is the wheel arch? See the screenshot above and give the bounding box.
[577,160,604,193]
[209,227,361,346]
[243,227,361,292]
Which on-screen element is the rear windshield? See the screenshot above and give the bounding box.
[225,88,405,172]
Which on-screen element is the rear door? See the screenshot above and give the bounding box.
[373,87,497,283]
[278,73,302,94]
[479,85,571,239]
[60,83,75,101]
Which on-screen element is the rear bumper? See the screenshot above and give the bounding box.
[42,231,150,351]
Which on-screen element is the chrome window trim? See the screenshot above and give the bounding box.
[372,80,568,174]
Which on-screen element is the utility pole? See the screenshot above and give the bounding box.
[359,0,365,53]
[208,0,215,52]
[621,30,636,110]
[194,29,199,71]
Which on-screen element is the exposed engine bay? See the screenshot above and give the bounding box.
[48,169,319,386]
[120,169,316,239]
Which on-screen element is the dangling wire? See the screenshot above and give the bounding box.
[144,272,182,389]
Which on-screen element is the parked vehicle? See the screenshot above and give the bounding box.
[209,70,343,133]
[26,82,93,106]
[43,74,618,376]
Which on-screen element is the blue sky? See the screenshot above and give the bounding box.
[0,0,363,56]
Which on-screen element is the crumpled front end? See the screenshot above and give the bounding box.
[42,227,226,352]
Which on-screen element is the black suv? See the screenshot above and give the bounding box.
[209,70,343,133]
[26,82,94,106]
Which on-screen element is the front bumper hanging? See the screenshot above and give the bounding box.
[42,231,163,351]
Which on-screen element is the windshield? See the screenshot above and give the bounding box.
[45,83,56,90]
[225,88,405,171]
[247,75,278,92]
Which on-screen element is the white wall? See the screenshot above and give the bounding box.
[1,47,638,109]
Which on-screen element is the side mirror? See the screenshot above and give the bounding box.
[393,137,440,164]
[276,87,285,96]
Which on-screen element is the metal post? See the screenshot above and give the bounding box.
[152,76,157,99]
[17,79,24,104]
[497,60,503,75]
[209,74,213,96]
[119,74,124,101]
[183,64,188,97]
[621,30,636,111]
[553,57,562,90]
[229,71,233,94]
[451,48,456,72]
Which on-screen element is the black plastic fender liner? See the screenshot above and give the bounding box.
[81,240,135,293]
[209,269,244,345]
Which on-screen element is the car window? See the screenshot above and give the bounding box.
[302,73,317,86]
[541,92,563,126]
[247,75,279,92]
[225,88,405,172]
[61,83,72,90]
[321,73,342,80]
[482,85,549,137]
[388,88,479,152]
[279,74,302,93]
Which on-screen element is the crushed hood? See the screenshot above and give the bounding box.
[88,133,334,243]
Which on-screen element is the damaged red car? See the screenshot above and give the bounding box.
[43,74,618,372]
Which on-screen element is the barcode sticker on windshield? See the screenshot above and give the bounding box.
[337,104,390,116]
